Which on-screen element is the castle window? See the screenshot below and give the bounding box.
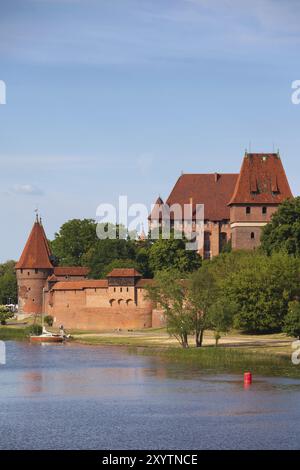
[246,207,251,215]
[127,287,129,292]
[21,269,23,274]
[114,287,116,292]
[35,269,38,274]
[262,206,267,215]
[28,272,30,276]
[251,232,255,239]
[120,288,122,293]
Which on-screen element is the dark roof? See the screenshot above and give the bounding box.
[228,153,293,205]
[107,268,142,278]
[16,221,53,269]
[163,173,238,221]
[54,266,90,276]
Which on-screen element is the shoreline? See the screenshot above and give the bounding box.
[1,325,299,378]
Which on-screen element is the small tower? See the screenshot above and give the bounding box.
[139,223,146,241]
[15,216,54,316]
[228,153,293,250]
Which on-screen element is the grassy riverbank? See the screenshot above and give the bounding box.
[1,324,299,377]
[0,326,31,340]
[72,328,300,378]
[134,346,300,378]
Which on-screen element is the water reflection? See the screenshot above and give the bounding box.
[0,341,300,450]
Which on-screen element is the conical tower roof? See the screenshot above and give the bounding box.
[16,218,53,269]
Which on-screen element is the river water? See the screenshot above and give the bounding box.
[0,341,299,450]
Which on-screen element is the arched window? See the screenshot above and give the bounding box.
[251,232,255,239]
[126,299,133,306]
[109,299,116,307]
[246,207,251,214]
[262,206,267,215]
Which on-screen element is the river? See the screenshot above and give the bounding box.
[0,341,299,450]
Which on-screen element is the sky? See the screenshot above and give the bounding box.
[1,0,300,261]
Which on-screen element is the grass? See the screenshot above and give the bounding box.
[133,346,300,378]
[0,326,31,340]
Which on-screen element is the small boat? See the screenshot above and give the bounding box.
[30,326,67,343]
[30,332,65,343]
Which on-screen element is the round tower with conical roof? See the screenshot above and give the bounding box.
[15,216,54,317]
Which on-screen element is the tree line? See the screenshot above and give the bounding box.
[1,196,300,340]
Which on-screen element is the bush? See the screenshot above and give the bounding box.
[28,324,43,336]
[44,315,54,327]
[0,305,14,325]
[283,301,300,339]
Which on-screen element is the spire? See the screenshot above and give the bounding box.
[16,218,53,269]
[139,223,146,241]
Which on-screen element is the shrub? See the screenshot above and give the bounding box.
[28,324,43,336]
[283,301,300,339]
[44,315,54,327]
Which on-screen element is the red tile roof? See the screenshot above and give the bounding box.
[54,267,90,276]
[107,268,142,278]
[164,173,238,221]
[228,153,293,205]
[16,221,53,269]
[52,280,108,290]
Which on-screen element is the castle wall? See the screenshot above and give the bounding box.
[45,285,153,331]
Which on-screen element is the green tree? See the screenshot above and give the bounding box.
[187,264,219,347]
[283,301,300,339]
[146,270,192,348]
[208,299,237,346]
[149,236,201,275]
[83,238,137,278]
[51,219,98,266]
[0,261,17,304]
[261,197,300,255]
[223,252,300,333]
[135,245,152,278]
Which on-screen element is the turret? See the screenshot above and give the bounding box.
[15,216,54,316]
[228,153,293,250]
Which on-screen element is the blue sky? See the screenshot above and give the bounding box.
[1,0,300,261]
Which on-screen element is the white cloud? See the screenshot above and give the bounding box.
[11,184,44,196]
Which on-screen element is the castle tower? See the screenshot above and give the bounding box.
[15,216,54,316]
[228,153,293,250]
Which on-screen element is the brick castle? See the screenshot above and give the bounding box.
[16,152,293,330]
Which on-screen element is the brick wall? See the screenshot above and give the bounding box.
[16,268,51,314]
[45,285,153,331]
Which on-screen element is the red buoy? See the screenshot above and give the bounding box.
[244,372,252,386]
